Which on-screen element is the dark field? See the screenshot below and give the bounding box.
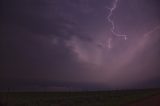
[0,89,160,106]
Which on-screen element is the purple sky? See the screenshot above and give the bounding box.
[1,0,160,91]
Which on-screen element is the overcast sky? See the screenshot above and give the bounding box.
[1,0,160,91]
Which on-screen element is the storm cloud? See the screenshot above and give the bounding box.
[1,0,160,90]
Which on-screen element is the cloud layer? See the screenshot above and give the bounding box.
[1,0,160,90]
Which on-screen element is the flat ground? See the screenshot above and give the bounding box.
[127,94,160,106]
[0,89,160,106]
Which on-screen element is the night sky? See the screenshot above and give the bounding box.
[1,0,160,91]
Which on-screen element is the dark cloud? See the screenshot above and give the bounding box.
[1,0,160,90]
[1,0,112,40]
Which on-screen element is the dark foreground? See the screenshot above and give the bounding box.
[0,89,160,106]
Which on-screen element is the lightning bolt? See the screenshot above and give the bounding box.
[106,0,128,48]
[107,37,112,48]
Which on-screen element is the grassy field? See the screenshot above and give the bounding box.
[0,89,160,106]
